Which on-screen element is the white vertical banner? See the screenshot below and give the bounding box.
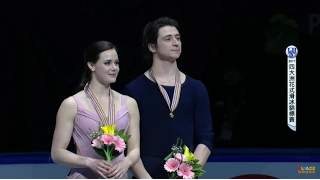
[285,45,297,131]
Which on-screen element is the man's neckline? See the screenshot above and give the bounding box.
[142,74,188,88]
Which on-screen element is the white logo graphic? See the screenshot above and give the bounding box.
[286,45,297,131]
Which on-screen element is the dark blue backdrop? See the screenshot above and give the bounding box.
[1,0,317,154]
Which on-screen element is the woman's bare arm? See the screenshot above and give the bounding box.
[130,158,152,179]
[126,97,152,179]
[122,97,140,167]
[51,97,94,168]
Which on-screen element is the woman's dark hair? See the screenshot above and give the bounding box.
[77,41,116,91]
[142,16,179,62]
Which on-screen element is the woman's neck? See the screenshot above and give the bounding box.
[151,59,179,78]
[88,78,110,98]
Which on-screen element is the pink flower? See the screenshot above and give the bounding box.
[177,163,194,179]
[113,136,126,152]
[164,158,180,172]
[91,139,102,149]
[100,135,115,145]
[174,153,187,162]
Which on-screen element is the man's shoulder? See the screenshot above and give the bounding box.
[185,75,205,87]
[184,75,210,101]
[125,74,146,88]
[184,75,209,96]
[123,74,148,98]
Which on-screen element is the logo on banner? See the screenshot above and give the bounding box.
[298,166,316,174]
[265,13,299,54]
[286,45,297,132]
[286,46,298,58]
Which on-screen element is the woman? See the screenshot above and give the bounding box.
[51,41,140,179]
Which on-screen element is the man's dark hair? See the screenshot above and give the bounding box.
[142,16,179,62]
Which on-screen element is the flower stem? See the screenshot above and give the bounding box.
[103,149,109,161]
[103,147,112,162]
[169,173,177,179]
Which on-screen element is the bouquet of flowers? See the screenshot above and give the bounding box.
[90,125,131,162]
[164,138,205,179]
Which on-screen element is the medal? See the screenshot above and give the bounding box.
[84,83,115,126]
[149,69,182,119]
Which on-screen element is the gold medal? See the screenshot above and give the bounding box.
[169,112,174,118]
[149,69,181,119]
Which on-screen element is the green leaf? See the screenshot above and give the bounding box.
[193,159,199,164]
[109,144,115,151]
[122,135,131,142]
[192,164,203,170]
[176,138,180,145]
[112,152,121,159]
[93,147,105,157]
[194,169,206,177]
[168,172,180,179]
[164,151,174,161]
[117,129,125,137]
[194,169,205,173]
[180,139,183,146]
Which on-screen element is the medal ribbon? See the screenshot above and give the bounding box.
[149,69,182,118]
[84,83,115,126]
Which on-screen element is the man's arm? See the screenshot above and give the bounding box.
[193,80,214,166]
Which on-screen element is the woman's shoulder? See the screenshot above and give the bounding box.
[73,90,86,98]
[112,90,136,105]
[60,91,86,110]
[57,96,78,118]
[113,90,137,106]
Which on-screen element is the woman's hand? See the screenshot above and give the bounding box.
[87,158,113,179]
[107,160,130,179]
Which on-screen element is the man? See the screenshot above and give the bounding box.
[124,16,213,179]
